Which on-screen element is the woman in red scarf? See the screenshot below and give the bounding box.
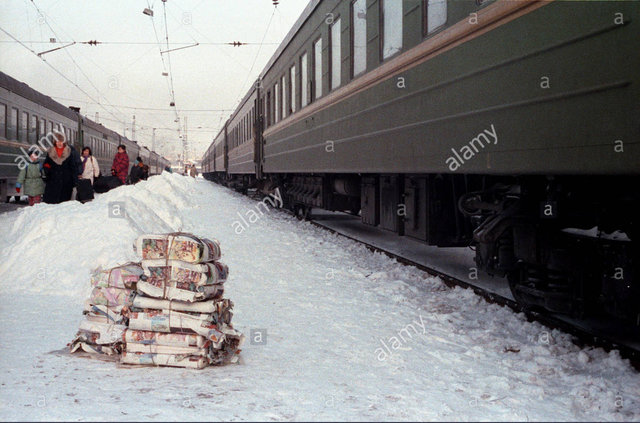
[111,144,130,184]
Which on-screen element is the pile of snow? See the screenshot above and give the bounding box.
[0,173,638,421]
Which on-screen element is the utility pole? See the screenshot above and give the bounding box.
[95,112,99,124]
[132,115,136,141]
[184,116,188,162]
[152,128,156,151]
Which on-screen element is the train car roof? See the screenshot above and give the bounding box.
[0,71,79,121]
[259,0,321,79]
[82,115,122,140]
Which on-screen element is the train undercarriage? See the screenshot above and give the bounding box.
[206,171,639,327]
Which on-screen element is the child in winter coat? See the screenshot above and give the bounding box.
[16,148,46,206]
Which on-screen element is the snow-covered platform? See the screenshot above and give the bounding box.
[0,173,638,421]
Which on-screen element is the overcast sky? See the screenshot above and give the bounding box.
[0,0,309,161]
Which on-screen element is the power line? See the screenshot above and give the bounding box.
[0,25,127,130]
[50,96,234,112]
[27,0,128,126]
[0,40,278,46]
[235,6,277,104]
[162,0,178,115]
[146,0,176,122]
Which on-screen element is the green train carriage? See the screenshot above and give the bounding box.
[203,0,639,325]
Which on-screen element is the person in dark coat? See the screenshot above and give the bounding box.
[43,132,77,204]
[129,157,145,184]
[111,144,129,184]
[142,164,149,180]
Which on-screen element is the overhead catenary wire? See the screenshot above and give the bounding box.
[28,0,129,126]
[49,96,234,112]
[161,0,179,122]
[0,25,128,132]
[0,40,278,45]
[146,0,176,122]
[235,5,277,105]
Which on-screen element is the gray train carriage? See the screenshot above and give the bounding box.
[202,139,214,175]
[148,151,159,175]
[225,87,261,191]
[202,123,228,183]
[158,156,169,173]
[206,0,640,325]
[0,71,81,201]
[80,116,122,178]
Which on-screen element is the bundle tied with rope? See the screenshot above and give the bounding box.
[69,232,244,369]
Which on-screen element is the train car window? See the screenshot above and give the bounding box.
[281,75,286,119]
[352,0,367,77]
[0,103,6,139]
[20,111,28,142]
[30,115,38,142]
[314,37,323,100]
[266,90,272,126]
[330,18,342,90]
[423,0,447,35]
[290,64,297,114]
[300,53,308,108]
[9,108,18,140]
[48,121,53,135]
[274,82,279,123]
[381,0,403,59]
[39,117,45,139]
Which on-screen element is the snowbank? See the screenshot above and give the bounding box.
[0,173,638,421]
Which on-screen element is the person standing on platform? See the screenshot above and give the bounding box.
[142,163,149,180]
[129,157,145,184]
[43,131,77,204]
[111,144,129,184]
[16,147,45,206]
[80,147,100,185]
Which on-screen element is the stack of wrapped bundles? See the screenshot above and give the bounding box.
[69,263,143,355]
[121,233,244,369]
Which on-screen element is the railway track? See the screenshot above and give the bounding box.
[243,188,640,369]
[306,212,640,370]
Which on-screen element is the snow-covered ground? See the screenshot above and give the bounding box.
[0,173,638,421]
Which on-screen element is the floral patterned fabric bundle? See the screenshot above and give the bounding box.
[141,260,228,286]
[90,263,143,290]
[133,233,221,264]
[69,320,127,356]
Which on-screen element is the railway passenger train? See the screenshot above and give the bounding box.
[0,71,170,200]
[202,0,639,326]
